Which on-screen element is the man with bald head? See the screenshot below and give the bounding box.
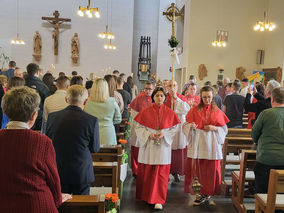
[165,80,190,182]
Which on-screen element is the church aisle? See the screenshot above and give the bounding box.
[120,173,238,213]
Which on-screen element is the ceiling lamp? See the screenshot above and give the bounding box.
[11,33,25,45]
[212,30,228,48]
[77,0,100,18]
[11,0,25,45]
[104,39,116,50]
[98,25,115,39]
[253,11,276,32]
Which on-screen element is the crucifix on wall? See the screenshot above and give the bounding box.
[42,11,71,55]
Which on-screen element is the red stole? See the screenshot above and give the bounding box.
[129,91,152,112]
[164,93,189,109]
[134,104,180,130]
[186,104,229,130]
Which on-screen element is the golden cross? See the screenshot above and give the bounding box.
[42,11,71,55]
[162,3,183,38]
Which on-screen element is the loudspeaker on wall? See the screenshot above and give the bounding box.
[256,50,265,65]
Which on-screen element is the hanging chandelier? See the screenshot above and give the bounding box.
[104,39,116,50]
[11,0,25,45]
[77,0,100,18]
[253,11,276,32]
[212,30,228,47]
[98,25,115,39]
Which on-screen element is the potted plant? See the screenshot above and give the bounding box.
[105,193,119,213]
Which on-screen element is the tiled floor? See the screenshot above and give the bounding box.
[120,174,238,213]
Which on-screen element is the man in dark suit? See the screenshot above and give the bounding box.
[25,63,49,130]
[46,85,100,195]
[0,61,16,79]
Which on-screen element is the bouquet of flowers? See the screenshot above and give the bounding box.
[118,139,127,150]
[105,193,119,213]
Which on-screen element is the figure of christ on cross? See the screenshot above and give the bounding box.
[42,11,71,55]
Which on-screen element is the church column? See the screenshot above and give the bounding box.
[131,0,160,90]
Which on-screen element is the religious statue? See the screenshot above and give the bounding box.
[198,64,208,80]
[236,66,246,80]
[71,33,79,64]
[33,31,42,61]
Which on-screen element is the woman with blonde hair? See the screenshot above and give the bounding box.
[84,78,121,145]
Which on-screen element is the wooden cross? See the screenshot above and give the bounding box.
[42,11,71,55]
[162,3,183,38]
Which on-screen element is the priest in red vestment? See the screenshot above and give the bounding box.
[129,81,154,176]
[164,80,190,182]
[135,87,180,210]
[183,86,229,205]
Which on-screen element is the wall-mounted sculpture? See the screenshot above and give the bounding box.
[198,64,208,80]
[236,66,246,80]
[71,33,80,64]
[33,31,42,61]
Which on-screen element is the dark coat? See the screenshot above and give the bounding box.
[46,105,100,184]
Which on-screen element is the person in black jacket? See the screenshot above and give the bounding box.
[244,79,280,125]
[116,76,131,120]
[46,85,100,195]
[119,73,132,100]
[24,63,50,130]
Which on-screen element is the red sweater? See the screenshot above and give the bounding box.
[0,129,62,213]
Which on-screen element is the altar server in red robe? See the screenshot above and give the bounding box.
[183,86,229,205]
[164,80,190,182]
[129,81,154,176]
[135,87,180,210]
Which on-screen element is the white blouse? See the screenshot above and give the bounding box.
[182,123,228,160]
[135,123,178,165]
[171,97,190,150]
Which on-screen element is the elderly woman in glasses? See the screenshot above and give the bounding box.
[183,86,229,205]
[0,86,71,212]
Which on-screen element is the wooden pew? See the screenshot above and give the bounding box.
[92,162,118,194]
[58,195,105,213]
[242,121,248,128]
[92,145,122,195]
[221,135,254,195]
[232,150,256,213]
[226,128,252,137]
[255,169,284,213]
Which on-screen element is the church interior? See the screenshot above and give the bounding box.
[1,0,284,212]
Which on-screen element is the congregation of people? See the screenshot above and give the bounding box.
[0,60,284,212]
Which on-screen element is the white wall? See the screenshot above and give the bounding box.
[186,0,267,85]
[262,0,284,80]
[0,0,134,79]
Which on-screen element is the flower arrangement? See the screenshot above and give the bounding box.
[105,193,119,213]
[118,139,127,150]
[168,36,179,48]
